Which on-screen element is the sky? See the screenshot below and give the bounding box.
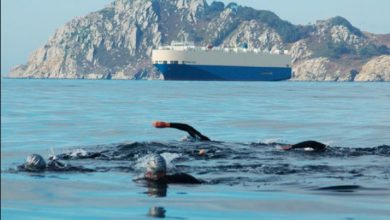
[2,0,390,74]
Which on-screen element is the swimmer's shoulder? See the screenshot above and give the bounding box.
[165,173,204,184]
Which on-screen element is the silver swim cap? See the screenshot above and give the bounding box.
[147,206,166,218]
[146,154,166,175]
[24,154,46,171]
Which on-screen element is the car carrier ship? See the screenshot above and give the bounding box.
[152,41,292,81]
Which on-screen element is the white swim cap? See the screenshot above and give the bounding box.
[148,207,166,218]
[146,154,166,175]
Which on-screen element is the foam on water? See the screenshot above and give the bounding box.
[68,148,88,158]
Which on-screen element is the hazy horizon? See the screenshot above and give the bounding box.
[2,0,390,75]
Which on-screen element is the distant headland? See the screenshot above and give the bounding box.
[7,0,390,81]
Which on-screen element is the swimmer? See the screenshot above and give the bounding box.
[281,140,327,152]
[18,154,93,172]
[21,154,46,172]
[135,154,203,184]
[153,121,210,141]
[153,121,327,152]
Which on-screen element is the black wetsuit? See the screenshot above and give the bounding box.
[47,159,93,172]
[291,140,327,152]
[169,123,211,141]
[18,159,94,172]
[158,173,204,184]
[137,173,203,184]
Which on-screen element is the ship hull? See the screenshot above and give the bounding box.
[154,64,292,81]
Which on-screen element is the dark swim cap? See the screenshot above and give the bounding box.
[24,154,46,171]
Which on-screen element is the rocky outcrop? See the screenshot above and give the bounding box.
[289,40,313,63]
[176,0,207,22]
[292,58,357,81]
[7,0,390,81]
[9,0,163,79]
[314,17,367,49]
[355,55,390,81]
[222,20,284,53]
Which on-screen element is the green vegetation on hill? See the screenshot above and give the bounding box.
[358,44,390,59]
[312,39,390,60]
[235,5,312,43]
[328,16,363,37]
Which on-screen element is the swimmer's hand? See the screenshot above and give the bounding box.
[153,121,170,128]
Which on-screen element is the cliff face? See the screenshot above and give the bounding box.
[8,0,390,81]
[9,0,163,79]
[355,55,390,81]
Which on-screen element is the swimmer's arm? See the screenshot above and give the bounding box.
[153,121,210,141]
[169,123,210,141]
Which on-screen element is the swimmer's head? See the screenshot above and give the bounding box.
[147,206,166,218]
[24,154,46,171]
[198,149,206,156]
[145,154,167,181]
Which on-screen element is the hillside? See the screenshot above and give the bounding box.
[8,0,390,81]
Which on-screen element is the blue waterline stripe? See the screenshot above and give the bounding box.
[154,64,292,81]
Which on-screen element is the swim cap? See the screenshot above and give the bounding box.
[199,149,206,156]
[153,121,170,128]
[146,154,167,175]
[148,207,166,218]
[24,154,46,171]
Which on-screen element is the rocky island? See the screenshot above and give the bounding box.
[8,0,390,81]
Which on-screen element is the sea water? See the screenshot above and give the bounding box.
[1,79,390,219]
